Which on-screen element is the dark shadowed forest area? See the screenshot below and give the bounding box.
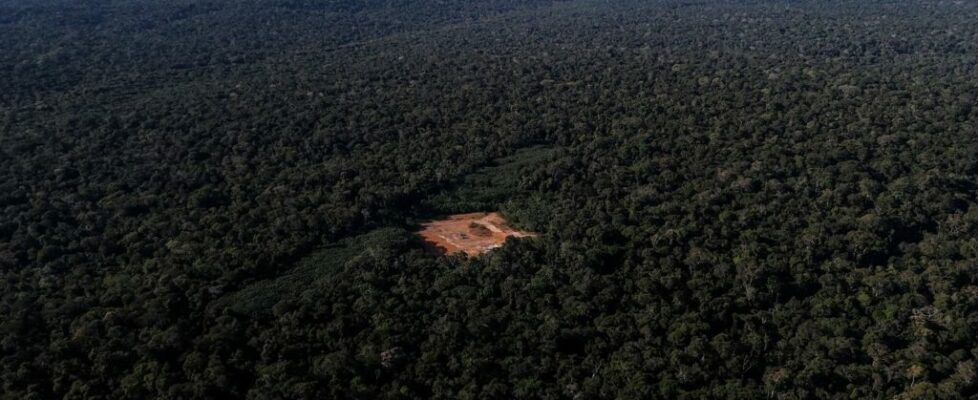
[3,0,978,398]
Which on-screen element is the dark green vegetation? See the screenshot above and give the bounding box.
[3,0,978,398]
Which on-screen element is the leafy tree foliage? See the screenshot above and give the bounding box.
[3,0,978,398]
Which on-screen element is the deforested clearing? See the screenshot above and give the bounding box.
[417,212,534,256]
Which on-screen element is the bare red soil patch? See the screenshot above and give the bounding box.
[417,212,535,256]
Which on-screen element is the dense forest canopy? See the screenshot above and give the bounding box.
[3,0,978,398]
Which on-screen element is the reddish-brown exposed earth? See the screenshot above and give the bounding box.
[417,212,535,256]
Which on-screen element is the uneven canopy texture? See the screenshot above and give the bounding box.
[2,0,978,399]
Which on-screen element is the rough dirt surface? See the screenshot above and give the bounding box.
[417,212,535,256]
